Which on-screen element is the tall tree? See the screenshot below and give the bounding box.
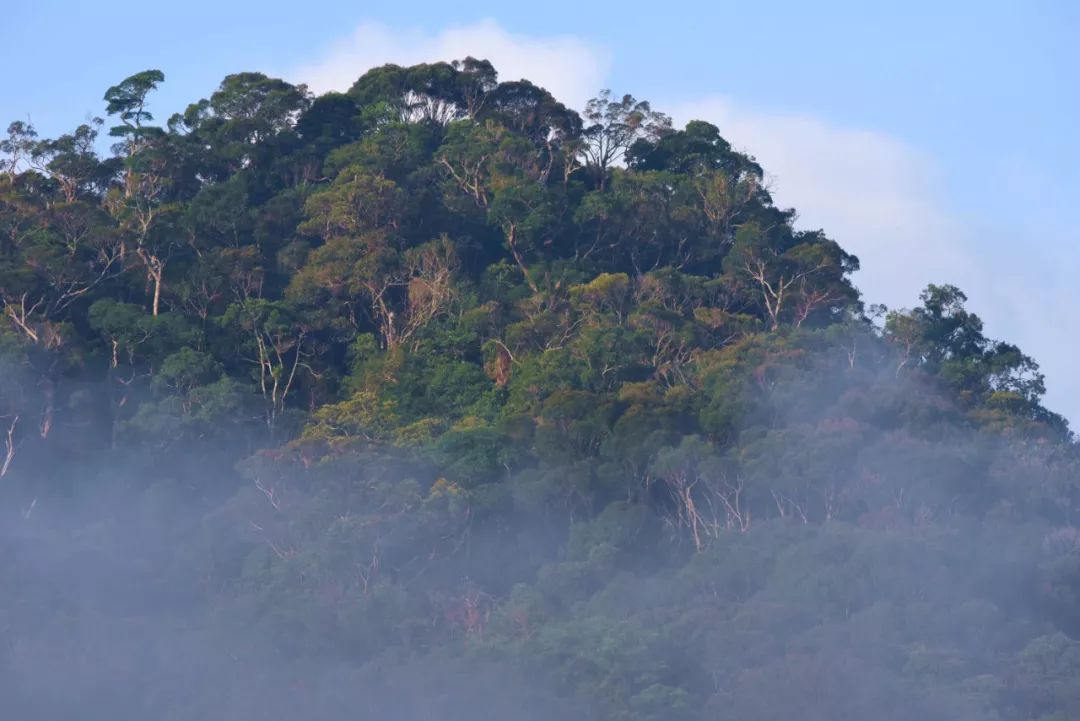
[581,90,671,190]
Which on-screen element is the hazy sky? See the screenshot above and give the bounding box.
[3,0,1076,420]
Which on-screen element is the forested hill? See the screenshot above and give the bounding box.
[1,60,1078,720]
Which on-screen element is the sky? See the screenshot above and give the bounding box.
[3,0,1077,420]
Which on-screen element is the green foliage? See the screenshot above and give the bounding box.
[104,69,165,138]
[0,58,1076,721]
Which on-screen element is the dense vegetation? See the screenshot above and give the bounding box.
[1,60,1078,720]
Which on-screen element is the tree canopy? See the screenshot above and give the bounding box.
[0,62,1077,721]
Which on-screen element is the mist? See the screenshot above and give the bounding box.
[2,58,1078,720]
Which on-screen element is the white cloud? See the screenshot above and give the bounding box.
[287,19,611,110]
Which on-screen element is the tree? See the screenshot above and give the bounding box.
[886,284,1051,410]
[104,69,165,193]
[349,61,472,125]
[31,118,115,201]
[108,172,180,318]
[1,121,38,177]
[481,80,582,183]
[581,90,671,190]
[725,224,859,330]
[171,72,310,177]
[651,435,750,550]
[222,299,310,432]
[627,120,761,179]
[439,120,561,293]
[101,70,182,317]
[452,57,499,118]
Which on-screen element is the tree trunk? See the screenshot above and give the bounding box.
[506,223,539,294]
[152,271,162,317]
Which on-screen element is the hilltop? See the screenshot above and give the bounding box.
[0,61,1077,720]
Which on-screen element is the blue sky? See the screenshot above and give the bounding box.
[3,1,1077,419]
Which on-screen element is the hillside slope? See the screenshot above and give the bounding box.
[0,61,1077,720]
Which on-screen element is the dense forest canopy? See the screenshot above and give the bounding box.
[0,59,1078,720]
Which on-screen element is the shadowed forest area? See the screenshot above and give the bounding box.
[1,60,1078,720]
